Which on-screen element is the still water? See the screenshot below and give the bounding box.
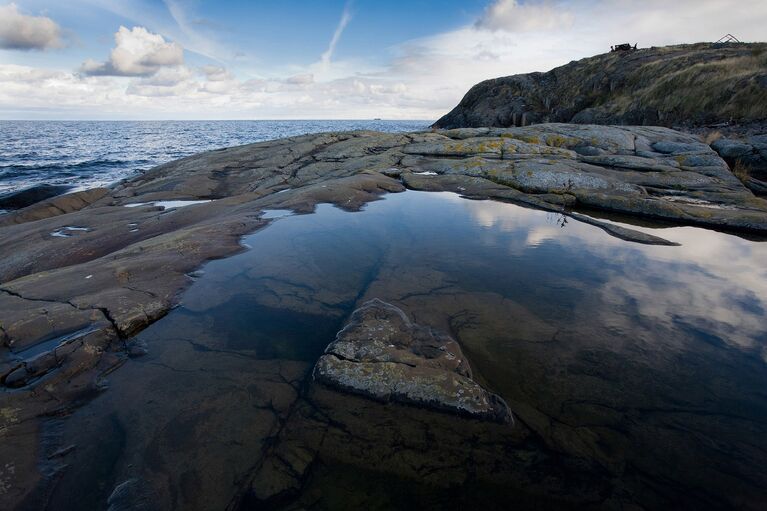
[44,191,766,510]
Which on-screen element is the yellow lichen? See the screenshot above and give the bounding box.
[0,407,21,438]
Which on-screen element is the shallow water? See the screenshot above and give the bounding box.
[47,191,767,510]
[124,200,213,209]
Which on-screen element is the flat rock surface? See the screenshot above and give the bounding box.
[313,299,512,423]
[1,124,766,510]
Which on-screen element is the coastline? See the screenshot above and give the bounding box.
[2,123,767,509]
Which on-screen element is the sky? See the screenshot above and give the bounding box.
[0,0,765,120]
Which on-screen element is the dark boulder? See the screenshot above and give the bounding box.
[0,184,73,210]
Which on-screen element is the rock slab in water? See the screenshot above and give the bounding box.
[313,299,512,424]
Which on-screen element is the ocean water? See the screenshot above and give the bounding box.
[0,120,430,195]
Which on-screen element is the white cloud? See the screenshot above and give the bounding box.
[3,0,767,119]
[80,26,184,77]
[200,65,230,82]
[476,0,575,32]
[139,65,193,86]
[285,73,314,85]
[0,3,63,50]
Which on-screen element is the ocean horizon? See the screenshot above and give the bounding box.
[0,119,431,196]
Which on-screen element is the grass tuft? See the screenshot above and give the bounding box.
[732,160,751,183]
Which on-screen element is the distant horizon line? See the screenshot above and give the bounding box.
[0,118,436,122]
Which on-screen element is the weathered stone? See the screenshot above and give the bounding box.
[0,184,72,210]
[313,299,512,423]
[0,187,109,227]
[711,134,767,184]
[3,123,767,511]
[712,138,755,159]
[4,364,28,387]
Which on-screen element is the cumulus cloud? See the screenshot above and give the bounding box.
[3,0,767,120]
[80,26,184,77]
[0,3,63,50]
[476,0,575,32]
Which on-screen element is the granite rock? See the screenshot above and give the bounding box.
[313,299,512,423]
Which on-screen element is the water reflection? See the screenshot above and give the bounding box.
[47,191,766,510]
[462,199,767,354]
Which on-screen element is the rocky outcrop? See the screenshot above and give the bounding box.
[711,134,767,191]
[433,43,767,130]
[313,299,512,423]
[2,125,766,398]
[0,187,109,227]
[2,125,767,510]
[0,184,73,210]
[402,124,767,233]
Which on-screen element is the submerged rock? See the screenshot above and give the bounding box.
[313,299,512,423]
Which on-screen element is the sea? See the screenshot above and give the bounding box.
[0,120,430,195]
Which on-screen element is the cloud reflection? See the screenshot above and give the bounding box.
[460,199,767,357]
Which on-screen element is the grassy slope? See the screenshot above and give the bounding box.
[435,42,767,128]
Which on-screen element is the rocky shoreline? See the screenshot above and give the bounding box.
[2,122,767,509]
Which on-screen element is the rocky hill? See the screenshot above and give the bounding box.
[433,42,767,130]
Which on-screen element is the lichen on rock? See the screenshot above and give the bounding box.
[313,299,512,424]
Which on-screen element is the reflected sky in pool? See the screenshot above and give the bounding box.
[53,190,767,510]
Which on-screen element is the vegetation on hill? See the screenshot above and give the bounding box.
[434,43,767,129]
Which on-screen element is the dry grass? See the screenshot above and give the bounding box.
[703,130,723,145]
[639,52,767,122]
[732,160,751,183]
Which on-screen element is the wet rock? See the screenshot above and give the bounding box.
[4,364,28,387]
[0,184,72,210]
[47,444,77,459]
[126,339,148,358]
[313,299,512,423]
[107,478,158,511]
[243,383,608,510]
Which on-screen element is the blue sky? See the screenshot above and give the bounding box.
[5,1,483,70]
[0,1,765,120]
